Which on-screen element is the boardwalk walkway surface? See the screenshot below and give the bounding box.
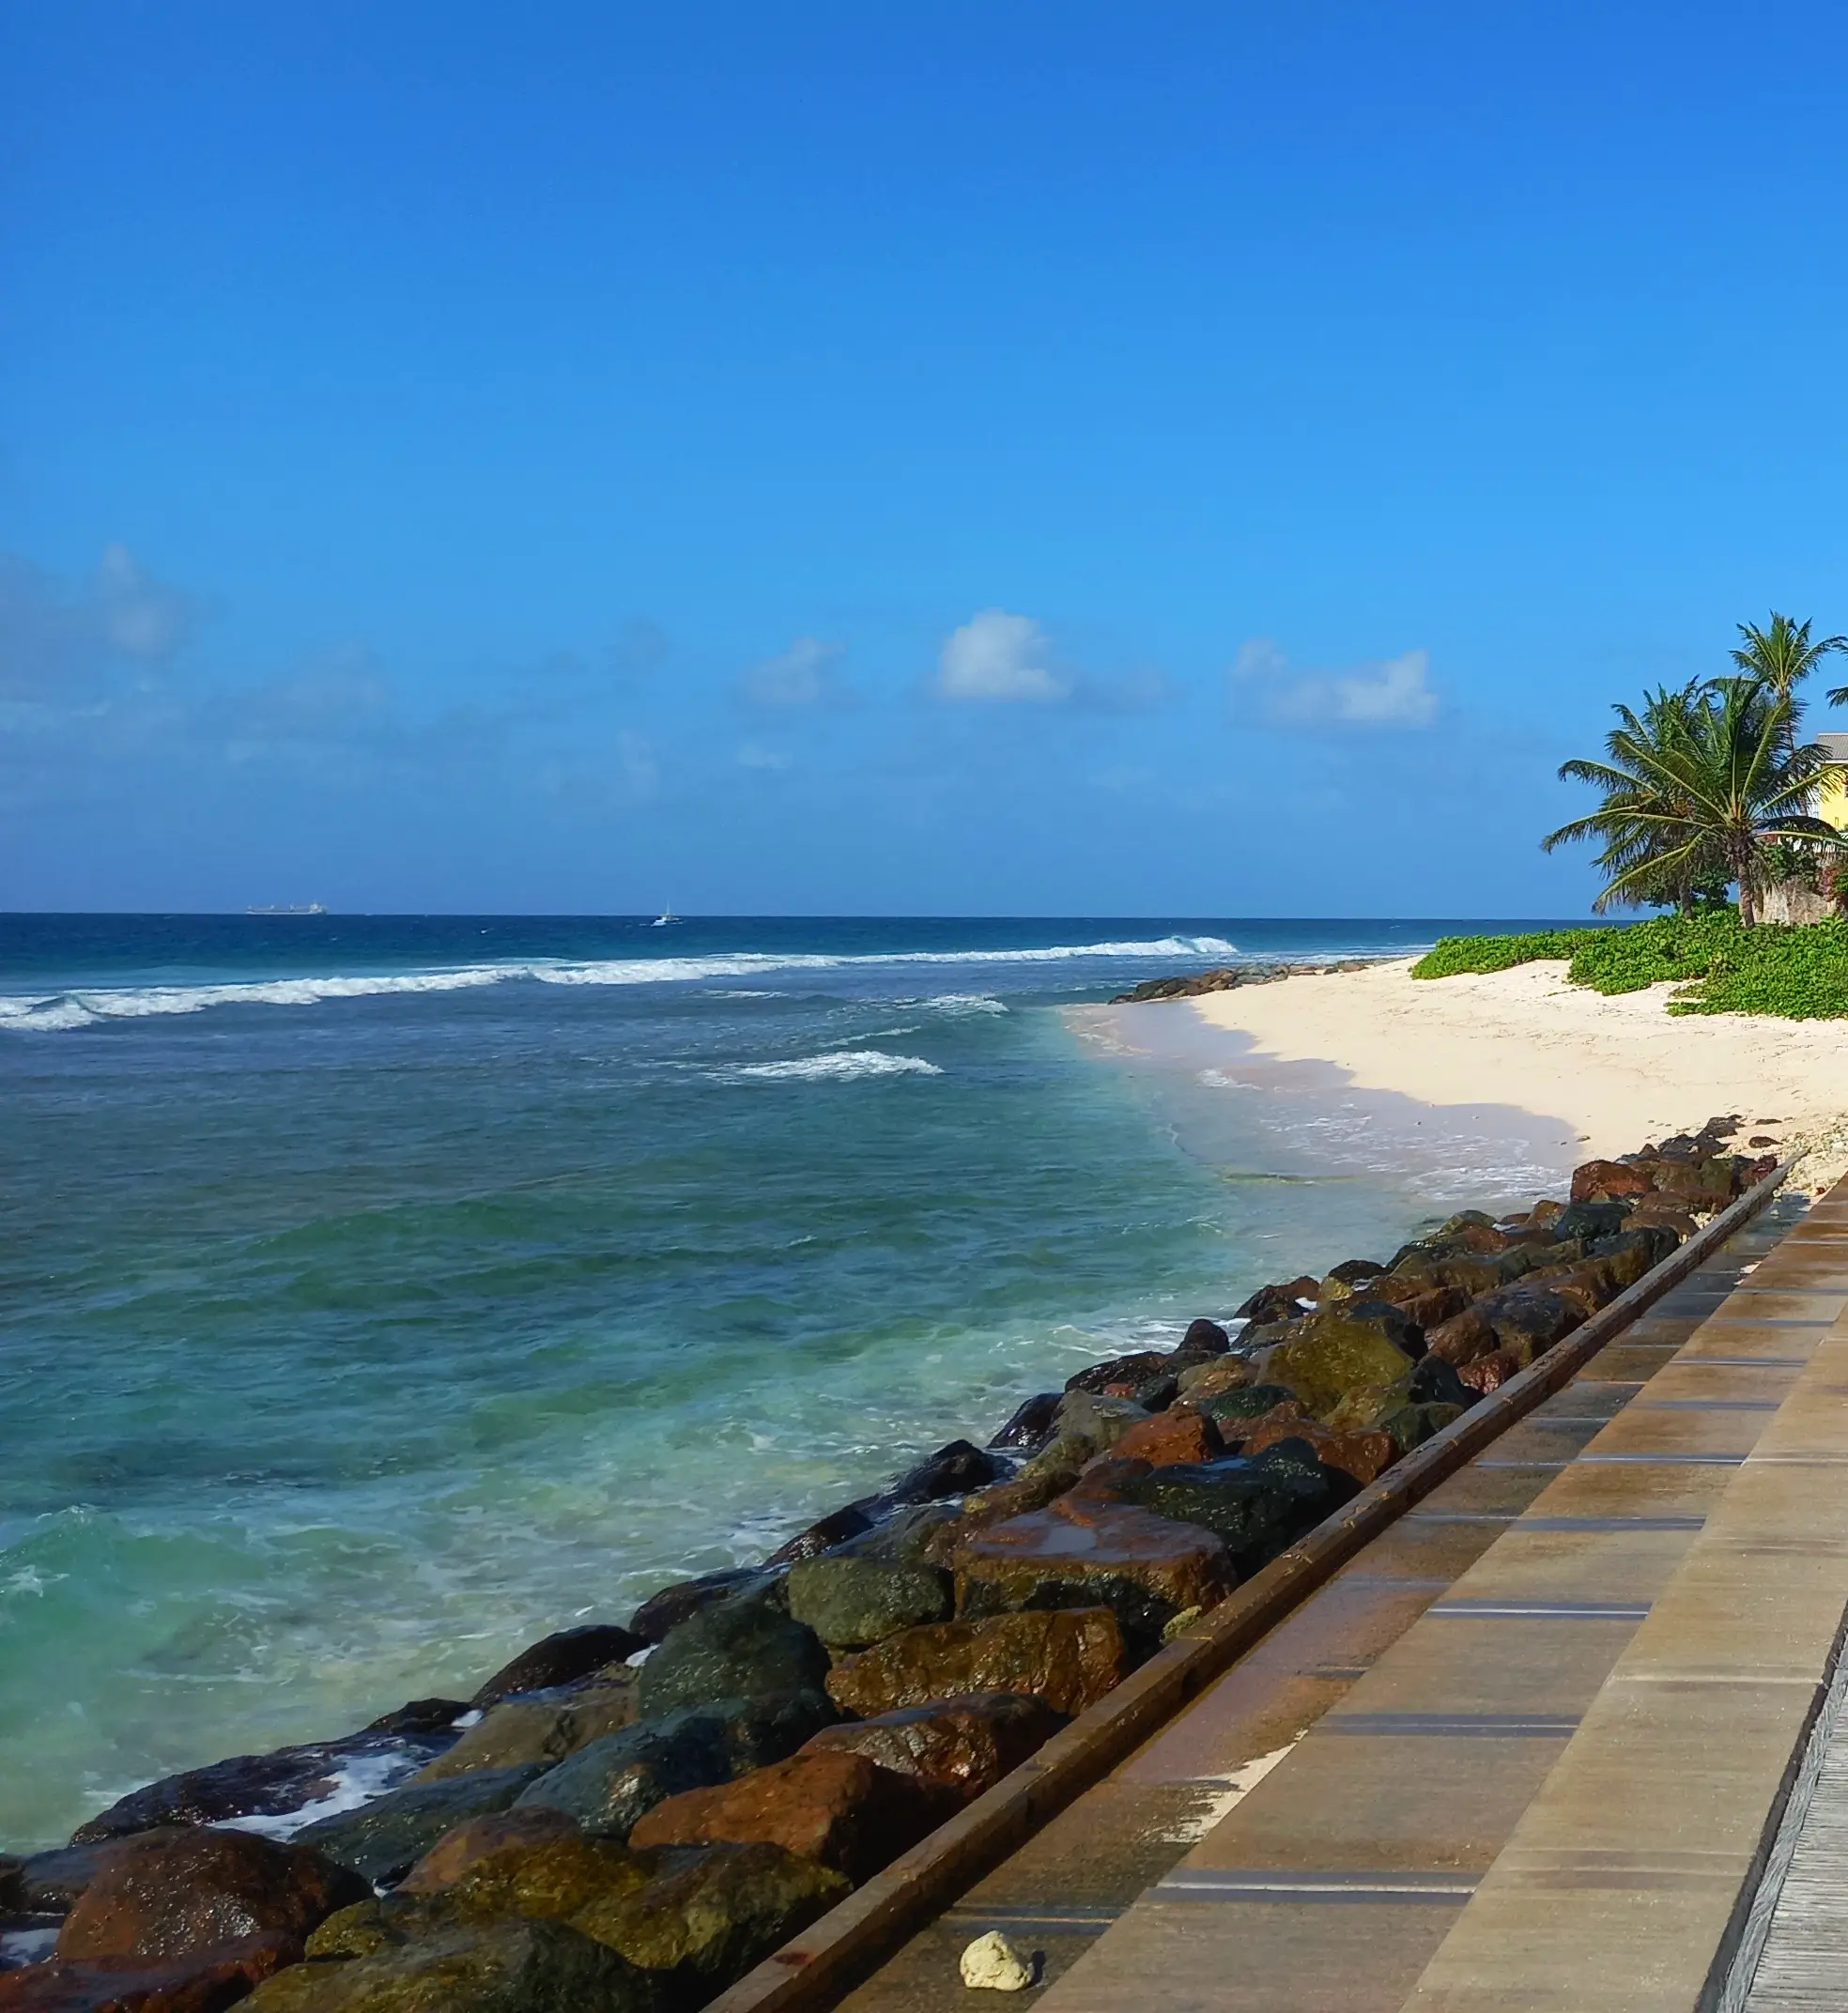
[836,1178,1848,2013]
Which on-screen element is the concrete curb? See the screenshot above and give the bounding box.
[705,1160,1795,2013]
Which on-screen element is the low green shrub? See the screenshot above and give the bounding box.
[1412,913,1848,1018]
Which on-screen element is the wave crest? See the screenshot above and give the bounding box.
[0,935,1240,1033]
[728,1051,944,1083]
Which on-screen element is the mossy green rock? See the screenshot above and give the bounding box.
[414,1682,639,1783]
[577,1842,848,1987]
[654,1690,839,1775]
[785,1557,953,1650]
[296,1767,547,1885]
[243,1918,664,2013]
[1260,1314,1416,1418]
[514,1722,729,1840]
[636,1599,829,1718]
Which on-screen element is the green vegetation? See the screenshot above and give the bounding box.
[1541,672,1844,924]
[1412,913,1848,1019]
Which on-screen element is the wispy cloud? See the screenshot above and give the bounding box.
[0,544,201,704]
[1231,638,1439,730]
[739,635,847,708]
[932,609,1071,703]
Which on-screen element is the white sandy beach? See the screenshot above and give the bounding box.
[1188,959,1848,1197]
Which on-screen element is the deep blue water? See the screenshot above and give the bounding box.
[0,914,1579,1848]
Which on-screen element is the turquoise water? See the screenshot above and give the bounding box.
[0,914,1575,1849]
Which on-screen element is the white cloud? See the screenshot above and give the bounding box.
[741,635,845,707]
[736,741,792,770]
[1231,638,1438,730]
[933,609,1070,703]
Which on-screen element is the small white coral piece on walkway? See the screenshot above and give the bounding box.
[960,1931,1035,1990]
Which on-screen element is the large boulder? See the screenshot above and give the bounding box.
[625,1571,772,1647]
[660,1692,840,1776]
[952,1500,1233,1652]
[0,1939,292,2013]
[413,1681,639,1783]
[1126,1442,1348,1575]
[1421,1307,1498,1367]
[3,1842,142,1919]
[471,1628,643,1707]
[824,1609,1128,1720]
[799,1695,1066,1806]
[636,1600,828,1718]
[334,1830,844,2008]
[627,1753,934,1883]
[1191,1383,1299,1429]
[1237,1416,1395,1486]
[573,1843,846,1995]
[1107,1410,1222,1467]
[239,1918,661,2013]
[296,1767,547,1886]
[1051,1391,1150,1454]
[1258,1310,1418,1418]
[1569,1159,1655,1203]
[55,1829,367,1965]
[783,1557,952,1651]
[1470,1285,1582,1362]
[512,1724,728,1842]
[67,1708,465,1845]
[398,1811,582,1897]
[1174,1357,1252,1405]
[987,1393,1061,1451]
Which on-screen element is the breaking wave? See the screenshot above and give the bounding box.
[726,1051,945,1083]
[0,937,1238,1033]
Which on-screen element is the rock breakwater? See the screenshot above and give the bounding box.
[0,1121,1776,2013]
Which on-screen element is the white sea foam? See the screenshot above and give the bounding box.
[218,1748,411,1841]
[729,1050,944,1083]
[0,937,1238,1033]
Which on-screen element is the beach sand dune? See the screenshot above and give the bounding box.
[1191,958,1848,1194]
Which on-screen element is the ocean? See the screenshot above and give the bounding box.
[0,914,1578,1850]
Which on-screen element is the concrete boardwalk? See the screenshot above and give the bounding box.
[838,1182,1847,2013]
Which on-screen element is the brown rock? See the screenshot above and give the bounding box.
[1457,1348,1521,1395]
[799,1694,1066,1806]
[0,1938,292,2013]
[395,1807,581,1896]
[1394,1284,1471,1330]
[952,1502,1233,1650]
[1238,1416,1395,1486]
[1174,1357,1252,1404]
[56,1831,368,1967]
[627,1752,933,1882]
[1107,1410,1222,1467]
[824,1608,1129,1720]
[1570,1159,1655,1202]
[1423,1306,1497,1367]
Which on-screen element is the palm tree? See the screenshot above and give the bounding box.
[1544,676,1846,924]
[1732,611,1848,698]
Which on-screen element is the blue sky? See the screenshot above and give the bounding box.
[5,1,1848,914]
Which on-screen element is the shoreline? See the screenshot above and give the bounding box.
[1178,956,1848,1196]
[0,1117,1779,2011]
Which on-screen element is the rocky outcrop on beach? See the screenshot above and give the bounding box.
[0,1118,1779,2013]
[1109,959,1378,1003]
